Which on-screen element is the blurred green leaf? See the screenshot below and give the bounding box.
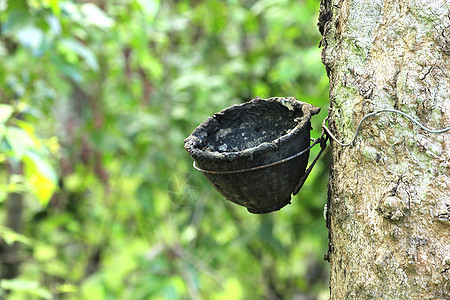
[136,0,160,21]
[2,0,30,33]
[59,39,99,71]
[80,3,114,28]
[46,15,62,35]
[80,277,106,300]
[5,127,35,159]
[0,279,52,299]
[44,0,61,15]
[0,104,13,123]
[16,26,44,54]
[0,226,32,245]
[34,242,57,261]
[23,151,57,205]
[213,278,243,300]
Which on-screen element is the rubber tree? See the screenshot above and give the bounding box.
[319,0,450,298]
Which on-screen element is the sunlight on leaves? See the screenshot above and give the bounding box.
[6,127,35,159]
[23,151,57,205]
[80,3,114,28]
[0,104,13,123]
[136,0,160,21]
[213,278,243,300]
[34,243,57,261]
[16,26,44,54]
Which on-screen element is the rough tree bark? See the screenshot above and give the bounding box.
[319,0,450,298]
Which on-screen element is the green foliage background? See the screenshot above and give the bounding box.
[0,0,330,299]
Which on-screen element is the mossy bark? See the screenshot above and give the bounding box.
[320,0,450,298]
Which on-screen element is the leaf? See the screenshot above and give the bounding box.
[46,15,61,35]
[80,277,105,300]
[16,26,44,54]
[141,53,163,82]
[54,59,83,82]
[2,0,30,33]
[0,226,32,245]
[34,243,57,262]
[22,151,58,205]
[45,0,61,15]
[5,127,35,159]
[80,3,114,28]
[0,279,52,299]
[136,0,160,21]
[59,39,99,71]
[213,278,243,300]
[57,284,77,294]
[0,104,13,123]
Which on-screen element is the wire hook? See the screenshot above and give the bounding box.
[321,109,450,147]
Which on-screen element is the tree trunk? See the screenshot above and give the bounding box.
[0,164,24,280]
[320,0,450,298]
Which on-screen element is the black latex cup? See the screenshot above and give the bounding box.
[184,97,320,213]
